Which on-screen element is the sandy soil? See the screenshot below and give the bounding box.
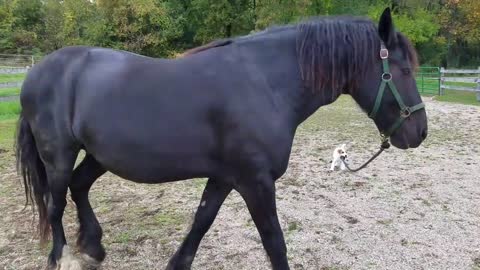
[1,97,479,270]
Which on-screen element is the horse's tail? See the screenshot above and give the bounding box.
[15,113,50,245]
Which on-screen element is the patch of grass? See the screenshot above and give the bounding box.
[0,73,25,83]
[434,90,479,106]
[473,257,480,270]
[192,178,207,192]
[377,219,393,226]
[0,119,17,168]
[0,100,21,116]
[112,231,134,244]
[0,87,20,97]
[416,77,440,95]
[287,221,299,232]
[154,212,185,230]
[300,95,378,143]
[445,81,477,88]
[320,266,349,270]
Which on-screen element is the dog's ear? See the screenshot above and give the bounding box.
[340,143,347,150]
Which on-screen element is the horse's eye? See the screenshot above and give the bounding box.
[402,68,411,75]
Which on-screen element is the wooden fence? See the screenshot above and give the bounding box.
[440,67,480,102]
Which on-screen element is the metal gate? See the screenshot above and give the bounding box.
[416,66,440,95]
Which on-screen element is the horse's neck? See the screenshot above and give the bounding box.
[236,29,342,125]
[296,91,342,124]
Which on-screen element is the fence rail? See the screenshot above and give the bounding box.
[440,67,480,101]
[0,53,42,68]
[0,82,23,89]
[0,67,30,74]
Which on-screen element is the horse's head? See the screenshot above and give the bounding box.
[353,8,427,149]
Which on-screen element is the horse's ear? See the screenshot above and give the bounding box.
[378,7,397,47]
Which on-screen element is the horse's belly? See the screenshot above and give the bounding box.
[91,147,217,183]
[80,123,218,183]
[110,157,215,183]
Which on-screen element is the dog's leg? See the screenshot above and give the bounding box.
[330,159,336,171]
[340,160,346,171]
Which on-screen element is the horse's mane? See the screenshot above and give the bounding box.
[295,16,418,96]
[178,16,419,99]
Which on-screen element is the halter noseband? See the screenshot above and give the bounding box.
[368,42,425,139]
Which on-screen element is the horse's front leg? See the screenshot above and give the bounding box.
[70,154,107,268]
[166,178,232,270]
[238,172,290,270]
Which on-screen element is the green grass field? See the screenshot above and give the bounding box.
[434,89,479,106]
[0,101,21,120]
[0,87,20,97]
[0,73,25,83]
[0,118,16,150]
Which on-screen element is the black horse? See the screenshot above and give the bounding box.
[16,8,427,270]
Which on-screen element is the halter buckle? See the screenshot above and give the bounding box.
[380,48,389,59]
[400,107,412,118]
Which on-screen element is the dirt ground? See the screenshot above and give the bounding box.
[1,96,479,270]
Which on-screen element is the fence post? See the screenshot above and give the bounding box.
[440,67,445,95]
[31,55,34,67]
[421,69,424,94]
[477,67,480,102]
[436,67,441,95]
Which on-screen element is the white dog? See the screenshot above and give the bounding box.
[330,143,349,171]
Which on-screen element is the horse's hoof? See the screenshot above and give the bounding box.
[56,246,83,270]
[80,253,102,270]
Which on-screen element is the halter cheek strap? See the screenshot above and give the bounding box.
[340,43,426,172]
[368,42,425,138]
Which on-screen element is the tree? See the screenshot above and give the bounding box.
[11,0,44,54]
[96,0,183,57]
[43,0,64,51]
[188,0,254,44]
[0,0,15,53]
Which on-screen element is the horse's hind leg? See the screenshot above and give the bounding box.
[69,154,106,267]
[41,148,80,269]
[166,178,232,270]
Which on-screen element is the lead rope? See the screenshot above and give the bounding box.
[340,137,391,172]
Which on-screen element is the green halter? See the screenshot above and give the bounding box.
[368,42,425,138]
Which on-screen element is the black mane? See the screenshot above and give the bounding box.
[181,15,418,99]
[295,16,418,96]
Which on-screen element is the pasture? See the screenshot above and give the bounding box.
[1,95,479,270]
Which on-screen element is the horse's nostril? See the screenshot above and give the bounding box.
[421,129,428,140]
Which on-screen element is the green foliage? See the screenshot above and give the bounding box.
[367,3,439,45]
[0,0,477,66]
[189,0,254,43]
[0,0,15,53]
[96,0,183,56]
[43,0,64,51]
